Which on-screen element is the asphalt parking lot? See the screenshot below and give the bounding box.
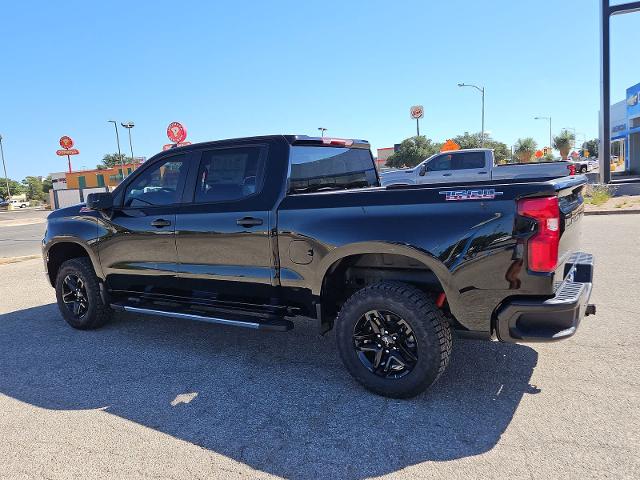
[0,215,638,479]
[0,209,48,259]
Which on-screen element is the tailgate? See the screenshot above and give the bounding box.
[553,176,586,281]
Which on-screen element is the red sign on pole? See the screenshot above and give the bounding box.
[167,122,187,144]
[410,105,424,119]
[59,136,74,149]
[56,149,80,156]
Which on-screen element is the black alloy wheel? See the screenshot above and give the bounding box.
[353,309,418,379]
[61,274,89,318]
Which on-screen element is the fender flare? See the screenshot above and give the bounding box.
[43,237,104,282]
[313,241,454,300]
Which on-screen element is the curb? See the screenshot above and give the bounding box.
[0,255,41,265]
[584,209,640,216]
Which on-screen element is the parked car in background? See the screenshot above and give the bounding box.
[569,158,592,173]
[380,149,577,186]
[42,135,595,398]
[9,199,29,208]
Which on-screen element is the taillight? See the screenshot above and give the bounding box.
[322,138,354,147]
[517,196,560,272]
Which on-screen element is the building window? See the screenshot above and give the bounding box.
[78,176,86,189]
[127,167,132,175]
[97,174,105,187]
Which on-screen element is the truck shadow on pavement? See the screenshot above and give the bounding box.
[0,304,540,479]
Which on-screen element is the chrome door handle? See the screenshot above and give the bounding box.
[150,219,171,228]
[236,217,263,227]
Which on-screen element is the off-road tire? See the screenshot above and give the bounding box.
[55,257,112,330]
[336,281,452,398]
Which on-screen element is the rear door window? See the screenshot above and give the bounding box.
[288,146,378,194]
[454,152,486,170]
[193,146,265,203]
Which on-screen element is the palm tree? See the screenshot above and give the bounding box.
[514,137,537,163]
[553,130,576,160]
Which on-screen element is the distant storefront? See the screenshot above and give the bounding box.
[376,147,395,170]
[610,82,640,174]
[64,162,141,189]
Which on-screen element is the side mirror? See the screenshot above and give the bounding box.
[418,164,427,176]
[86,192,113,210]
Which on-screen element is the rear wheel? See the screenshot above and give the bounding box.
[335,281,452,398]
[55,257,112,329]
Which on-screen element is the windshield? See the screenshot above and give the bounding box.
[288,146,378,194]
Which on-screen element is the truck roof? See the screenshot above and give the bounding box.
[162,135,370,153]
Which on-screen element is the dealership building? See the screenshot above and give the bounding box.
[610,81,640,174]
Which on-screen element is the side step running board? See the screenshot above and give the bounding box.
[111,304,293,331]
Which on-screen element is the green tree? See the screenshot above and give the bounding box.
[553,130,575,160]
[452,131,510,163]
[514,137,537,163]
[42,176,53,194]
[386,136,442,168]
[21,176,47,202]
[98,153,128,169]
[582,138,599,158]
[0,178,24,200]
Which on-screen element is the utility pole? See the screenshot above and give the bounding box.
[600,0,640,183]
[458,83,485,146]
[108,120,125,172]
[0,134,10,200]
[534,116,553,154]
[121,121,135,174]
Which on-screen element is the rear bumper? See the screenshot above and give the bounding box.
[496,252,595,343]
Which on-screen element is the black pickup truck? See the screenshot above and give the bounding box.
[43,135,596,398]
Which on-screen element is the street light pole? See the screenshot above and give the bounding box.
[318,127,327,138]
[0,134,11,200]
[534,116,552,154]
[108,120,124,171]
[458,83,485,147]
[121,122,135,173]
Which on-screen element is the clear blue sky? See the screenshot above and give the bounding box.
[1,0,638,179]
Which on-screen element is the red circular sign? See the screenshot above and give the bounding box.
[167,122,187,143]
[410,105,424,119]
[59,136,74,149]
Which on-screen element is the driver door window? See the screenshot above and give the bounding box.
[428,154,454,171]
[420,154,455,184]
[123,156,187,207]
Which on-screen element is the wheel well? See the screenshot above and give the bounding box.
[320,253,446,323]
[46,242,91,285]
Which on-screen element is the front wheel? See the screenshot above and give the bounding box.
[55,257,112,330]
[335,282,452,398]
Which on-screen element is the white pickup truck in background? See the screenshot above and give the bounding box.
[380,148,576,186]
